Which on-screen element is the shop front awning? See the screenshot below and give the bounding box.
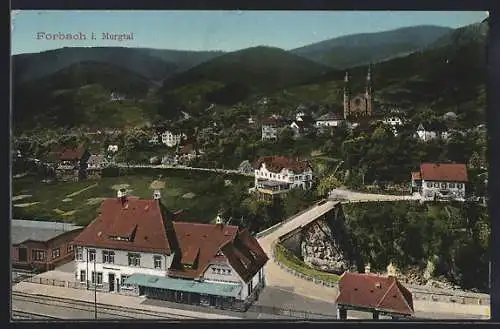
[123,273,242,298]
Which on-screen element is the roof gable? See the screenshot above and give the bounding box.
[420,163,468,182]
[336,272,414,316]
[253,156,311,174]
[73,198,172,254]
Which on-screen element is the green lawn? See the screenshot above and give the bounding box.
[12,172,249,226]
[275,243,340,283]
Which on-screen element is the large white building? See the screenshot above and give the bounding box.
[411,163,468,201]
[72,194,268,310]
[253,156,313,199]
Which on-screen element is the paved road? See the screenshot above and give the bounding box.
[256,194,490,319]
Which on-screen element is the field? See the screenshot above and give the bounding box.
[12,171,253,226]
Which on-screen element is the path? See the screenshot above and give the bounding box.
[257,195,490,318]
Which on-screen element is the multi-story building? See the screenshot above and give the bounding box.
[72,193,268,311]
[315,112,345,129]
[49,146,91,182]
[253,156,313,199]
[161,130,186,147]
[261,115,288,141]
[411,163,468,201]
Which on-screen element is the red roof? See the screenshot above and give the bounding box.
[58,146,87,161]
[419,163,468,182]
[411,171,421,180]
[74,198,268,283]
[73,198,173,254]
[169,223,268,283]
[336,272,414,316]
[253,156,311,174]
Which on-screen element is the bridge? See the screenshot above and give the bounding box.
[256,193,490,319]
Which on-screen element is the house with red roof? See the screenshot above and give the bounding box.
[411,163,468,201]
[72,191,268,311]
[49,145,91,182]
[335,270,414,320]
[252,156,313,199]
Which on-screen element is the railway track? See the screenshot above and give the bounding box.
[12,291,197,320]
[12,310,60,320]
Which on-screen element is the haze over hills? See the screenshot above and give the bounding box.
[12,21,487,129]
[290,25,454,68]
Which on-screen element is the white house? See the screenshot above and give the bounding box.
[161,130,186,147]
[411,163,468,201]
[107,145,119,153]
[414,123,450,142]
[315,112,345,128]
[72,193,268,310]
[261,115,288,141]
[252,156,313,199]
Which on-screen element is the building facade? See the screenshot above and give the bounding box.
[11,220,83,272]
[253,156,313,199]
[261,116,288,141]
[411,163,468,201]
[50,146,91,182]
[315,112,345,129]
[72,195,268,311]
[343,67,374,120]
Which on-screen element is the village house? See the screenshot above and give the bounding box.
[414,123,450,142]
[86,154,108,179]
[49,145,91,182]
[315,112,345,129]
[411,163,468,201]
[110,92,126,101]
[335,264,414,320]
[161,130,186,148]
[252,156,313,200]
[12,219,83,272]
[261,115,289,141]
[72,193,268,311]
[290,116,315,138]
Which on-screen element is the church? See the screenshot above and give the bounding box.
[343,66,374,120]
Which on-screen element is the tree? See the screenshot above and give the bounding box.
[316,174,341,197]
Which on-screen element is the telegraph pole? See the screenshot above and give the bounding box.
[94,256,97,320]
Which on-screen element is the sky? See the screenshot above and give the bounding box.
[11,10,488,55]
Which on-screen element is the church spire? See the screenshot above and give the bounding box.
[343,71,350,120]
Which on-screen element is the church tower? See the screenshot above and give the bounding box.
[343,72,350,119]
[365,65,373,116]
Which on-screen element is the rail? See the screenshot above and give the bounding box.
[12,310,60,320]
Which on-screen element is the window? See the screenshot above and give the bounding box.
[75,247,83,261]
[128,253,141,266]
[441,183,447,189]
[154,256,162,269]
[258,269,262,282]
[88,249,96,262]
[52,248,60,259]
[227,269,232,275]
[67,243,73,253]
[248,282,253,296]
[457,183,463,189]
[32,250,46,261]
[91,271,103,285]
[449,183,456,188]
[80,270,86,283]
[121,274,130,287]
[102,250,115,264]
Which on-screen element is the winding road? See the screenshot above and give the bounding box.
[257,190,490,319]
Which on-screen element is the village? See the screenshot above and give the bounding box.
[11,67,490,321]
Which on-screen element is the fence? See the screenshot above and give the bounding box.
[16,275,334,319]
[272,242,490,306]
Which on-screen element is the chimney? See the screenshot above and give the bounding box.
[153,189,161,200]
[365,263,371,274]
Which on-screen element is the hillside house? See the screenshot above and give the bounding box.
[72,194,268,311]
[87,154,108,179]
[12,219,83,272]
[161,130,186,148]
[411,163,468,201]
[110,92,126,101]
[261,115,289,141]
[253,156,313,200]
[315,112,345,129]
[414,123,450,142]
[336,271,414,320]
[50,146,91,182]
[290,117,315,138]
